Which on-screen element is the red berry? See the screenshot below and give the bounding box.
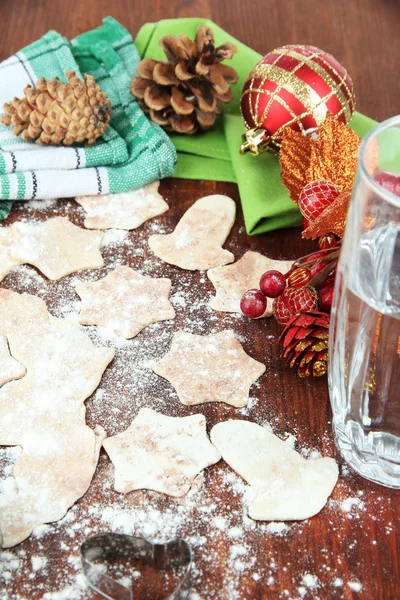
[273,286,318,325]
[298,180,340,222]
[259,270,286,298]
[240,289,267,318]
[318,284,335,313]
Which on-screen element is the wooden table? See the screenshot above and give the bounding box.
[1,1,399,599]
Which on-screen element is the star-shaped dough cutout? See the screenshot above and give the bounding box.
[103,408,221,496]
[0,336,26,387]
[10,217,104,280]
[0,289,114,547]
[148,195,236,270]
[208,251,293,316]
[75,266,175,338]
[0,228,21,282]
[75,181,169,230]
[153,330,266,407]
[211,420,338,521]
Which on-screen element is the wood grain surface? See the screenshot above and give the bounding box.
[0,1,399,600]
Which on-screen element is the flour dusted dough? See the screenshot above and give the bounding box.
[0,228,21,282]
[76,181,169,230]
[76,266,175,339]
[148,195,236,270]
[0,290,114,547]
[104,408,221,497]
[153,330,265,408]
[0,336,26,387]
[11,217,104,279]
[208,251,293,316]
[211,420,338,521]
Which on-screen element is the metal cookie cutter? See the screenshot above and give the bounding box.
[80,532,192,600]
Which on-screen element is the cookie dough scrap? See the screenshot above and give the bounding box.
[153,330,266,407]
[0,289,114,547]
[0,336,26,387]
[211,420,338,521]
[103,408,221,496]
[208,251,293,316]
[10,217,104,280]
[76,181,169,230]
[75,266,175,338]
[0,228,22,282]
[148,195,236,270]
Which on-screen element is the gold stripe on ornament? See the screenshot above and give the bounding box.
[244,47,353,136]
[241,71,329,143]
[284,45,354,115]
[241,45,297,131]
[276,44,355,110]
[252,49,288,133]
[301,48,355,114]
[246,46,298,131]
[247,65,329,127]
[281,47,354,122]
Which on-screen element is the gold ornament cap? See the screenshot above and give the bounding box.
[240,128,271,156]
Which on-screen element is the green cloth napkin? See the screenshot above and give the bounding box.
[135,18,378,234]
[0,17,176,219]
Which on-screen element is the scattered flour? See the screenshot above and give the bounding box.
[100,229,128,247]
[0,196,383,600]
[348,579,363,592]
[301,573,319,589]
[31,555,48,571]
[341,497,365,513]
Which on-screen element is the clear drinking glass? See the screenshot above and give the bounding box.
[329,115,400,488]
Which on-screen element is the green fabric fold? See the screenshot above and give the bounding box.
[135,18,378,234]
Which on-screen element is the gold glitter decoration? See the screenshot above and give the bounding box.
[280,128,312,203]
[280,114,361,205]
[240,45,355,154]
[303,188,352,240]
[309,358,328,378]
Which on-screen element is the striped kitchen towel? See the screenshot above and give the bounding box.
[0,17,177,219]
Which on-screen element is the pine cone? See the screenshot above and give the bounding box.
[131,25,238,134]
[279,311,330,377]
[0,71,112,146]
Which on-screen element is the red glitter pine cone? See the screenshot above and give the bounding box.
[279,310,330,377]
[273,286,318,325]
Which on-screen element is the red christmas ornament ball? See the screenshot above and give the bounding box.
[240,45,355,154]
[240,289,267,319]
[273,286,318,325]
[298,180,340,221]
[259,270,286,298]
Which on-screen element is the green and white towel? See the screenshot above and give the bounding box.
[0,17,177,219]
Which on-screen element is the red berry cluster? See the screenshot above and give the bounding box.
[240,246,340,324]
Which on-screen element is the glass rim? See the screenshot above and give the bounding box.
[359,114,400,207]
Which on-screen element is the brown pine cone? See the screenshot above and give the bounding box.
[279,311,330,377]
[0,71,112,146]
[131,25,238,134]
